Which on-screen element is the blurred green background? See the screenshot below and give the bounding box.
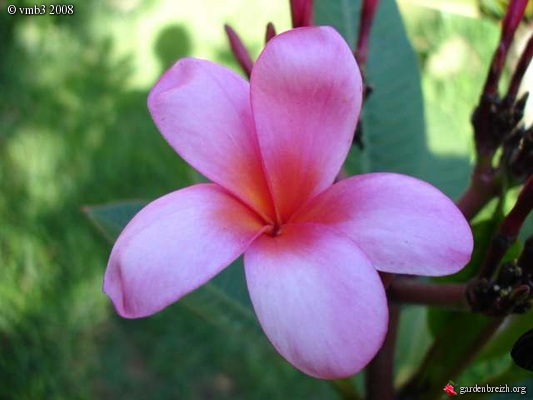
[0,0,531,399]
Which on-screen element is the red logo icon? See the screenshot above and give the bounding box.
[443,381,457,397]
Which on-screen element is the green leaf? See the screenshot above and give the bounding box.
[400,313,500,399]
[83,201,264,340]
[477,314,533,362]
[315,0,429,177]
[519,211,533,242]
[83,201,146,242]
[395,307,432,387]
[314,0,359,49]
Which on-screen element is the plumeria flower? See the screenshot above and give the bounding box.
[104,27,473,379]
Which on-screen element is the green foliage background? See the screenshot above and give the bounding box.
[1,0,531,399]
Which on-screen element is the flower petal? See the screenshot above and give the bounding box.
[104,184,266,318]
[148,59,275,221]
[244,223,387,379]
[250,27,363,221]
[294,173,473,275]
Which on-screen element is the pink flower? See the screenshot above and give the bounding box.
[104,27,473,379]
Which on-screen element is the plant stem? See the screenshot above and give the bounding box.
[456,164,500,221]
[355,0,380,70]
[365,303,399,400]
[388,279,468,310]
[290,0,313,28]
[466,1,527,207]
[478,176,533,279]
[518,235,533,274]
[481,0,528,98]
[505,33,533,102]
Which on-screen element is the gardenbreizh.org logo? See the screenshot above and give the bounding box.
[443,381,458,397]
[443,380,528,396]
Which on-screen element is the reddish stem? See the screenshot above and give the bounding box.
[456,164,500,221]
[518,235,533,275]
[388,279,468,310]
[505,33,533,102]
[355,0,380,69]
[479,176,533,279]
[483,0,528,97]
[365,303,399,400]
[290,0,313,28]
[224,24,253,78]
[500,176,533,236]
[472,0,528,162]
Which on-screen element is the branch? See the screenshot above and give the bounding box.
[505,33,533,102]
[478,176,533,279]
[365,303,399,400]
[482,0,528,98]
[355,0,380,71]
[456,165,500,220]
[388,279,468,310]
[290,0,313,28]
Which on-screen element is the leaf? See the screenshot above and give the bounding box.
[399,313,500,399]
[519,211,533,242]
[315,0,429,177]
[314,0,359,48]
[395,307,432,387]
[83,202,264,340]
[83,201,146,242]
[477,314,533,363]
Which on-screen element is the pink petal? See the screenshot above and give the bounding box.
[244,223,387,379]
[250,27,363,221]
[104,184,266,318]
[148,59,275,222]
[294,173,473,276]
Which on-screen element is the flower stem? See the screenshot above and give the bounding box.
[388,279,468,310]
[355,0,380,71]
[466,1,527,206]
[290,0,313,28]
[504,33,533,102]
[478,176,533,279]
[481,0,528,98]
[365,303,399,400]
[456,162,500,221]
[518,235,533,275]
